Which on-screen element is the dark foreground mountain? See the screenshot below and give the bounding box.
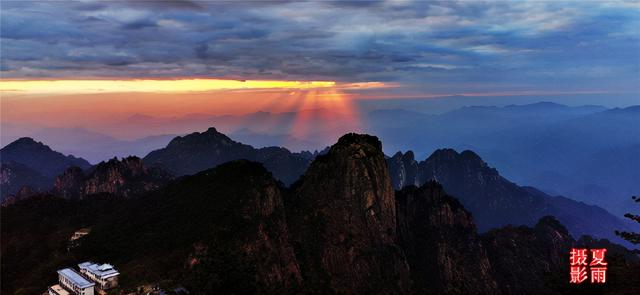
[143,127,313,185]
[286,133,412,294]
[54,156,173,199]
[0,138,91,198]
[396,181,498,294]
[387,149,634,247]
[2,133,639,294]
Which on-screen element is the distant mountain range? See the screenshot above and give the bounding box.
[387,149,635,247]
[364,102,640,216]
[2,133,638,294]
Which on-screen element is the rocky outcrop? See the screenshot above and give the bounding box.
[396,181,499,294]
[287,133,411,294]
[54,156,171,198]
[54,166,85,198]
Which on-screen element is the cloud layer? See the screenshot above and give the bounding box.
[2,0,639,94]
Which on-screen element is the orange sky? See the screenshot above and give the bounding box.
[0,78,389,120]
[0,78,392,140]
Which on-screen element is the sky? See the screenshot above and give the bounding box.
[1,0,639,142]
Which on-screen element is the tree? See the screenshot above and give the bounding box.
[615,196,640,245]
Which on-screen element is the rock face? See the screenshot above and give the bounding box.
[54,156,172,198]
[287,133,411,294]
[396,181,498,294]
[481,216,573,295]
[143,127,312,185]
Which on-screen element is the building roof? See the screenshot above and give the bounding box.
[78,262,120,279]
[57,268,95,288]
[49,284,71,295]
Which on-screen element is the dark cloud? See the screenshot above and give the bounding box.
[1,1,638,93]
[122,19,158,30]
[125,0,204,10]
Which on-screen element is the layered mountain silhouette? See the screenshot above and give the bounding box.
[387,149,634,247]
[0,138,91,199]
[3,133,638,294]
[1,127,632,248]
[5,101,637,217]
[143,127,314,185]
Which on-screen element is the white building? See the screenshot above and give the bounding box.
[48,284,71,295]
[55,268,94,295]
[78,262,120,290]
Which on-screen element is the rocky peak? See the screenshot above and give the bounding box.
[54,166,85,199]
[2,137,51,151]
[287,133,410,294]
[94,156,148,176]
[169,127,236,148]
[423,149,496,179]
[54,156,172,199]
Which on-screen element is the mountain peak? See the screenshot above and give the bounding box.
[428,148,460,160]
[460,150,483,161]
[335,133,382,151]
[143,127,311,185]
[205,126,219,134]
[288,132,411,293]
[3,137,50,151]
[1,137,90,180]
[509,101,567,108]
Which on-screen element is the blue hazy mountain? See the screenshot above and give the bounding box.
[1,127,176,164]
[364,103,639,216]
[387,149,637,248]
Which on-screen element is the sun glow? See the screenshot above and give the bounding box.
[0,79,339,95]
[0,78,390,146]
